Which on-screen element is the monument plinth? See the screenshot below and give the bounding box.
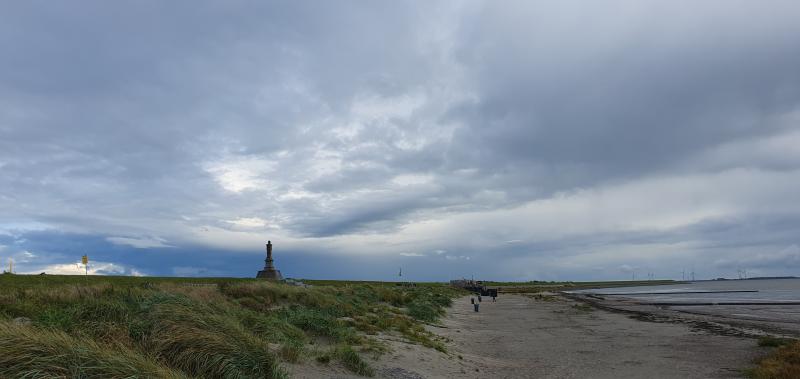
[256,240,283,280]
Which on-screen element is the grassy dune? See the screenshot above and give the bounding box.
[0,274,463,378]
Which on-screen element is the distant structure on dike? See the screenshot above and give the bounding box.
[450,278,498,297]
[256,241,283,280]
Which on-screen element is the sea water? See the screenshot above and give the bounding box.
[576,278,800,323]
[579,278,800,303]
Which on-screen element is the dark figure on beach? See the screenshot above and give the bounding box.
[492,295,496,302]
[471,297,475,304]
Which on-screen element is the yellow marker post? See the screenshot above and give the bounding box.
[81,255,88,277]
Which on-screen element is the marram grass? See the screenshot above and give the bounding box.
[0,275,464,377]
[748,339,800,379]
[0,321,187,379]
[148,303,287,379]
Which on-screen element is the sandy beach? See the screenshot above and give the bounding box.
[295,293,765,378]
[432,294,760,378]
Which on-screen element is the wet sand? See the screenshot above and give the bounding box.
[291,293,763,378]
[570,292,800,338]
[572,278,800,336]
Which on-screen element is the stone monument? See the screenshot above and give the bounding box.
[256,240,283,280]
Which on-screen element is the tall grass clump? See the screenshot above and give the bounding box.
[277,305,358,343]
[748,339,800,379]
[0,321,186,379]
[148,302,287,379]
[336,345,375,377]
[221,281,338,311]
[238,310,307,341]
[407,301,442,323]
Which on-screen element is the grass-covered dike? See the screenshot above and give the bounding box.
[0,274,463,378]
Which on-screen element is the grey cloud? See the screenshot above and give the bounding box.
[447,1,800,191]
[2,1,800,279]
[714,245,800,271]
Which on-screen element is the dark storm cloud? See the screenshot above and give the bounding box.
[2,1,800,280]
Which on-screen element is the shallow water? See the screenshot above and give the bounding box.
[577,278,800,303]
[576,278,800,324]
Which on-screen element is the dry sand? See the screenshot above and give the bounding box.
[290,294,763,378]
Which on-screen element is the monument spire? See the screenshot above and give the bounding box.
[265,241,274,269]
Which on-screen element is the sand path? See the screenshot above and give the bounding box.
[432,294,760,379]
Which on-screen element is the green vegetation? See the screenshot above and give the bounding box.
[336,345,375,377]
[571,303,594,313]
[747,338,800,379]
[526,293,558,302]
[758,336,796,348]
[0,275,463,378]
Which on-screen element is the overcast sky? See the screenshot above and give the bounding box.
[2,1,800,281]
